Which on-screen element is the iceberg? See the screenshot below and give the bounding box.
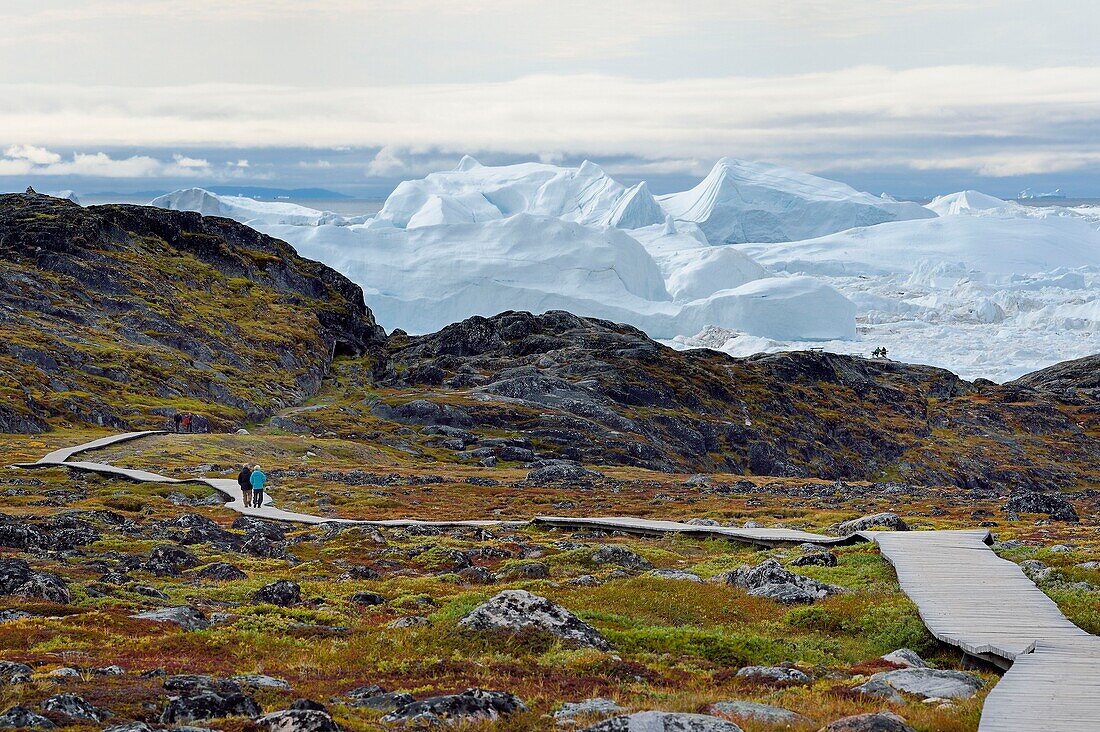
[657,158,935,245]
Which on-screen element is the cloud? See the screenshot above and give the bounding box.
[0,146,237,178]
[4,66,1100,179]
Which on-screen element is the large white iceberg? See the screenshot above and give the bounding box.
[658,158,935,245]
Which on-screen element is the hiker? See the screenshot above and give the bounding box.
[172,412,182,433]
[237,464,253,507]
[182,413,192,433]
[249,464,268,508]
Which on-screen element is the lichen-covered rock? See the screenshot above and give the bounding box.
[852,678,904,703]
[233,674,291,690]
[40,693,110,722]
[1004,490,1079,522]
[581,711,744,731]
[0,662,32,684]
[160,689,261,723]
[459,589,609,650]
[825,712,915,732]
[555,698,625,722]
[0,559,71,603]
[790,551,837,567]
[195,562,247,581]
[131,606,210,631]
[379,688,526,726]
[723,559,838,603]
[591,546,652,571]
[881,648,927,668]
[0,706,55,729]
[257,709,341,732]
[709,700,812,726]
[873,668,983,700]
[648,569,703,583]
[253,580,301,607]
[838,513,909,533]
[733,666,811,687]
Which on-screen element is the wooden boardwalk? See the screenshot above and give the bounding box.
[871,531,1100,731]
[15,432,1100,730]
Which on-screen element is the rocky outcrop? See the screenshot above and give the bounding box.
[838,512,909,533]
[253,580,301,606]
[581,711,744,731]
[1003,490,1079,522]
[131,606,210,631]
[378,688,527,726]
[871,668,983,700]
[0,191,385,432]
[722,559,839,603]
[709,700,812,726]
[40,693,110,723]
[458,590,609,650]
[0,559,70,603]
[0,706,55,729]
[257,709,342,732]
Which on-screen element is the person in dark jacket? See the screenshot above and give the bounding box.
[237,464,253,507]
[172,412,182,433]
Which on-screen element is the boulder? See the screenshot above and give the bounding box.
[555,698,625,722]
[874,668,983,700]
[349,592,387,606]
[0,558,71,603]
[591,546,652,571]
[734,666,811,686]
[456,566,496,585]
[343,685,415,712]
[0,706,55,729]
[388,616,431,628]
[648,569,703,583]
[379,688,527,726]
[790,551,837,567]
[723,559,838,603]
[509,562,550,579]
[132,606,210,631]
[458,589,609,650]
[164,675,240,695]
[257,709,341,732]
[852,678,904,703]
[253,580,301,607]
[144,545,200,576]
[825,712,915,732]
[1020,559,1053,582]
[103,723,153,732]
[581,711,744,731]
[881,648,927,668]
[160,689,261,723]
[709,700,812,726]
[195,562,248,581]
[838,513,909,533]
[1004,490,1079,522]
[527,462,603,484]
[40,693,109,722]
[0,662,32,684]
[233,674,291,690]
[290,700,328,712]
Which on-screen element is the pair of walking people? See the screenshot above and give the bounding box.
[237,464,268,508]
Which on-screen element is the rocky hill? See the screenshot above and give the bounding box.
[0,191,384,432]
[349,311,1096,490]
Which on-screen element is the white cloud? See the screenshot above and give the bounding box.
[5,144,61,164]
[171,153,210,168]
[5,65,1100,179]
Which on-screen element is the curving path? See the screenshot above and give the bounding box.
[13,431,1100,731]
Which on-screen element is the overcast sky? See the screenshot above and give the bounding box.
[2,0,1100,198]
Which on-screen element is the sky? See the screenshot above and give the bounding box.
[2,0,1100,199]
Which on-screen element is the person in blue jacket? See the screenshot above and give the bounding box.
[249,465,268,508]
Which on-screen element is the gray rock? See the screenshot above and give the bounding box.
[569,575,601,587]
[47,667,82,680]
[555,698,625,722]
[388,616,431,628]
[132,606,210,631]
[648,569,703,583]
[527,462,603,484]
[40,693,109,722]
[881,648,927,668]
[790,551,837,567]
[685,518,719,526]
[160,689,261,723]
[724,559,839,602]
[1004,491,1078,522]
[591,545,652,570]
[853,678,904,703]
[0,661,32,684]
[253,580,301,607]
[459,589,609,650]
[456,566,496,585]
[709,700,812,725]
[1049,544,1074,553]
[233,674,291,690]
[0,610,32,624]
[379,688,527,725]
[1076,561,1100,570]
[733,666,811,686]
[0,706,55,729]
[257,709,341,732]
[343,686,414,712]
[838,513,909,533]
[825,712,915,732]
[103,723,153,732]
[0,558,71,603]
[195,563,247,582]
[581,711,744,731]
[1020,559,1053,582]
[510,562,550,579]
[875,668,983,699]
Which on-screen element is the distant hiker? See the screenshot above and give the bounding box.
[172,412,182,433]
[238,464,253,507]
[249,464,268,508]
[182,413,192,433]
